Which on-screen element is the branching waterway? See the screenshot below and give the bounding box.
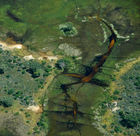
[45,18,117,136]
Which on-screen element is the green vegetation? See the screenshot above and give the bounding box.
[0,48,51,106]
[14,112,19,116]
[56,57,85,74]
[0,95,14,107]
[36,112,48,134]
[0,0,139,136]
[0,0,97,50]
[96,62,140,136]
[119,111,139,129]
[32,110,49,135]
[1,0,138,51]
[59,22,78,37]
[116,62,140,134]
[25,112,31,118]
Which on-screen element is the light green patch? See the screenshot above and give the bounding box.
[59,22,78,37]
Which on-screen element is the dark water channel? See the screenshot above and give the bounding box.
[47,75,103,136]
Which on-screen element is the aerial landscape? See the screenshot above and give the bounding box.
[0,0,140,136]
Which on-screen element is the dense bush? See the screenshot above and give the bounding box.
[115,62,140,134]
[99,62,140,136]
[0,68,4,74]
[59,22,78,37]
[55,59,68,70]
[0,49,51,106]
[36,112,48,133]
[0,96,14,107]
[119,111,139,128]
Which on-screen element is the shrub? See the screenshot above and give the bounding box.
[0,48,3,53]
[0,96,14,107]
[56,59,66,70]
[112,95,118,100]
[25,112,31,118]
[113,90,120,95]
[14,112,19,116]
[59,22,78,37]
[37,112,48,131]
[0,49,50,107]
[0,68,4,74]
[119,111,139,128]
[114,126,122,133]
[7,89,14,95]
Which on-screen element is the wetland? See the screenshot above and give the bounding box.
[0,0,140,136]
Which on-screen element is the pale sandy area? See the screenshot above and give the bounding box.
[0,41,23,50]
[27,105,43,113]
[24,55,35,60]
[0,40,59,62]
